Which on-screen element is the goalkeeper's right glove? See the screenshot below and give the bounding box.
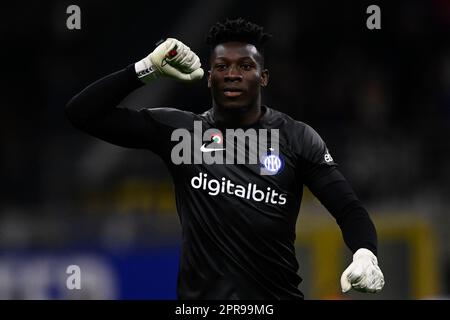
[135,38,204,83]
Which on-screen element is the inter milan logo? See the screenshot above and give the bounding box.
[260,150,284,176]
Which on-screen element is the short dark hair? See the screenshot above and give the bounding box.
[206,18,272,54]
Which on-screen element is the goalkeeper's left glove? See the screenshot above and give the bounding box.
[135,38,204,83]
[340,248,385,293]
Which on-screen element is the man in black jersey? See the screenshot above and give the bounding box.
[66,18,384,299]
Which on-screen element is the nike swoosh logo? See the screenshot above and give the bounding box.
[200,143,225,153]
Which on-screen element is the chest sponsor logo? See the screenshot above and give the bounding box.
[190,172,287,205]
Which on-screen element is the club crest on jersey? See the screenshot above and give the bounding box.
[260,149,284,175]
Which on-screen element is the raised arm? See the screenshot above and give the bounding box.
[65,38,203,149]
[65,65,150,148]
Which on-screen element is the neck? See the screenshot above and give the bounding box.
[212,102,263,128]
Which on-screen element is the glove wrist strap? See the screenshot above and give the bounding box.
[134,58,161,83]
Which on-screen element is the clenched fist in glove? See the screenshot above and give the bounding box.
[135,38,204,83]
[340,248,385,293]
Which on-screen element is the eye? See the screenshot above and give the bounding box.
[240,63,254,71]
[215,64,227,71]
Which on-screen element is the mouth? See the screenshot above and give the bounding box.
[223,87,244,97]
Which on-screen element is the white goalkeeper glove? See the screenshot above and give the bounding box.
[340,248,385,293]
[135,38,204,83]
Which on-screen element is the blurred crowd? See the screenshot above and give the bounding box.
[1,0,449,298]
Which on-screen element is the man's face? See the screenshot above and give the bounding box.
[208,42,269,111]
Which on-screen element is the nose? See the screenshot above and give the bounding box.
[224,66,243,82]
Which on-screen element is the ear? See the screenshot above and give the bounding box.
[207,70,212,88]
[260,69,269,87]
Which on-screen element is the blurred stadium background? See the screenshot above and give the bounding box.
[1,0,449,299]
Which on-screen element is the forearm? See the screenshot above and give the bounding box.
[65,39,203,149]
[307,167,378,256]
[65,64,142,131]
[329,187,378,255]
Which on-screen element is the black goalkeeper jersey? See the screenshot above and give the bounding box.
[66,65,378,300]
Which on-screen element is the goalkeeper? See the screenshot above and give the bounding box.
[66,18,385,299]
